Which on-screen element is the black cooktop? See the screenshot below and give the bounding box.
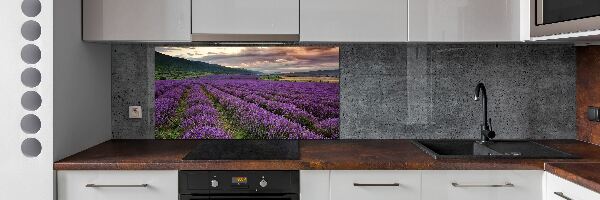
[183,140,300,160]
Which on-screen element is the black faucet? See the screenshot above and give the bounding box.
[474,83,495,143]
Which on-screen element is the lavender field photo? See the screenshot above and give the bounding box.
[154,47,340,139]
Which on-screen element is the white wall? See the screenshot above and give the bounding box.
[0,0,110,198]
[53,0,112,161]
[0,0,54,199]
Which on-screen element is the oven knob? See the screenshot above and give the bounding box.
[259,179,268,188]
[210,180,219,188]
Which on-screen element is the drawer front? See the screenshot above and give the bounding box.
[422,170,543,200]
[546,172,600,200]
[330,170,420,200]
[300,170,330,200]
[57,170,178,200]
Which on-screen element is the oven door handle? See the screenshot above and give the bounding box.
[180,194,298,200]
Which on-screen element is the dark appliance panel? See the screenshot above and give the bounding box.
[179,171,299,200]
[538,0,600,25]
[180,194,298,200]
[183,140,299,160]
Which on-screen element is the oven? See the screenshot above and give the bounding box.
[532,0,600,37]
[180,194,298,200]
[179,171,299,200]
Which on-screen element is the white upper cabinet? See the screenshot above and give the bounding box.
[191,0,300,41]
[300,0,408,42]
[80,0,533,42]
[408,0,530,42]
[82,0,191,42]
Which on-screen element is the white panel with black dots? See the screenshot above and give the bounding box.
[0,0,53,199]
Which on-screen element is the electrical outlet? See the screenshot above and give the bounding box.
[588,106,600,122]
[129,106,142,119]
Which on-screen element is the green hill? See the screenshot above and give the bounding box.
[155,52,258,80]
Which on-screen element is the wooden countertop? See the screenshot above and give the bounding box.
[54,139,600,193]
[545,162,600,194]
[54,139,600,171]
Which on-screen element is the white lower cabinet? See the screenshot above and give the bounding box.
[329,170,421,200]
[57,170,178,200]
[300,170,331,200]
[300,170,546,200]
[421,170,543,200]
[57,170,600,200]
[546,172,600,200]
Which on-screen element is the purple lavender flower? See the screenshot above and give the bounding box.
[155,74,339,139]
[182,126,231,139]
[155,98,178,127]
[204,84,323,139]
[317,118,340,139]
[179,85,231,139]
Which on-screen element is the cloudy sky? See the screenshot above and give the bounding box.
[155,46,339,74]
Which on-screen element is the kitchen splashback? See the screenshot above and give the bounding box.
[576,46,600,145]
[112,44,576,140]
[154,46,339,140]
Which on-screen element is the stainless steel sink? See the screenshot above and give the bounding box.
[411,140,577,159]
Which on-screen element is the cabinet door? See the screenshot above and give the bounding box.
[330,170,420,200]
[546,172,600,200]
[300,0,408,42]
[422,170,543,200]
[300,171,330,200]
[82,0,191,41]
[409,0,529,42]
[192,0,299,40]
[57,170,178,200]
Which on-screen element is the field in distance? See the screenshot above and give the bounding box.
[279,76,339,83]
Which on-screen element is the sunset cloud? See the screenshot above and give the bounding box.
[155,46,339,74]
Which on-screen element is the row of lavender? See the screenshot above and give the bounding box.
[204,84,323,139]
[207,79,339,138]
[154,75,340,139]
[181,85,231,139]
[155,80,185,128]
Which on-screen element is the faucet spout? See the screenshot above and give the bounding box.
[474,83,488,129]
[474,83,495,142]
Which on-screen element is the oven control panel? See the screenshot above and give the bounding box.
[179,171,299,194]
[259,178,268,187]
[231,176,249,188]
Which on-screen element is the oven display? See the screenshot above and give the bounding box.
[232,177,248,185]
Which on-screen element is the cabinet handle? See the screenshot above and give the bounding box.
[353,183,400,187]
[554,192,573,200]
[85,184,149,188]
[451,182,514,188]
